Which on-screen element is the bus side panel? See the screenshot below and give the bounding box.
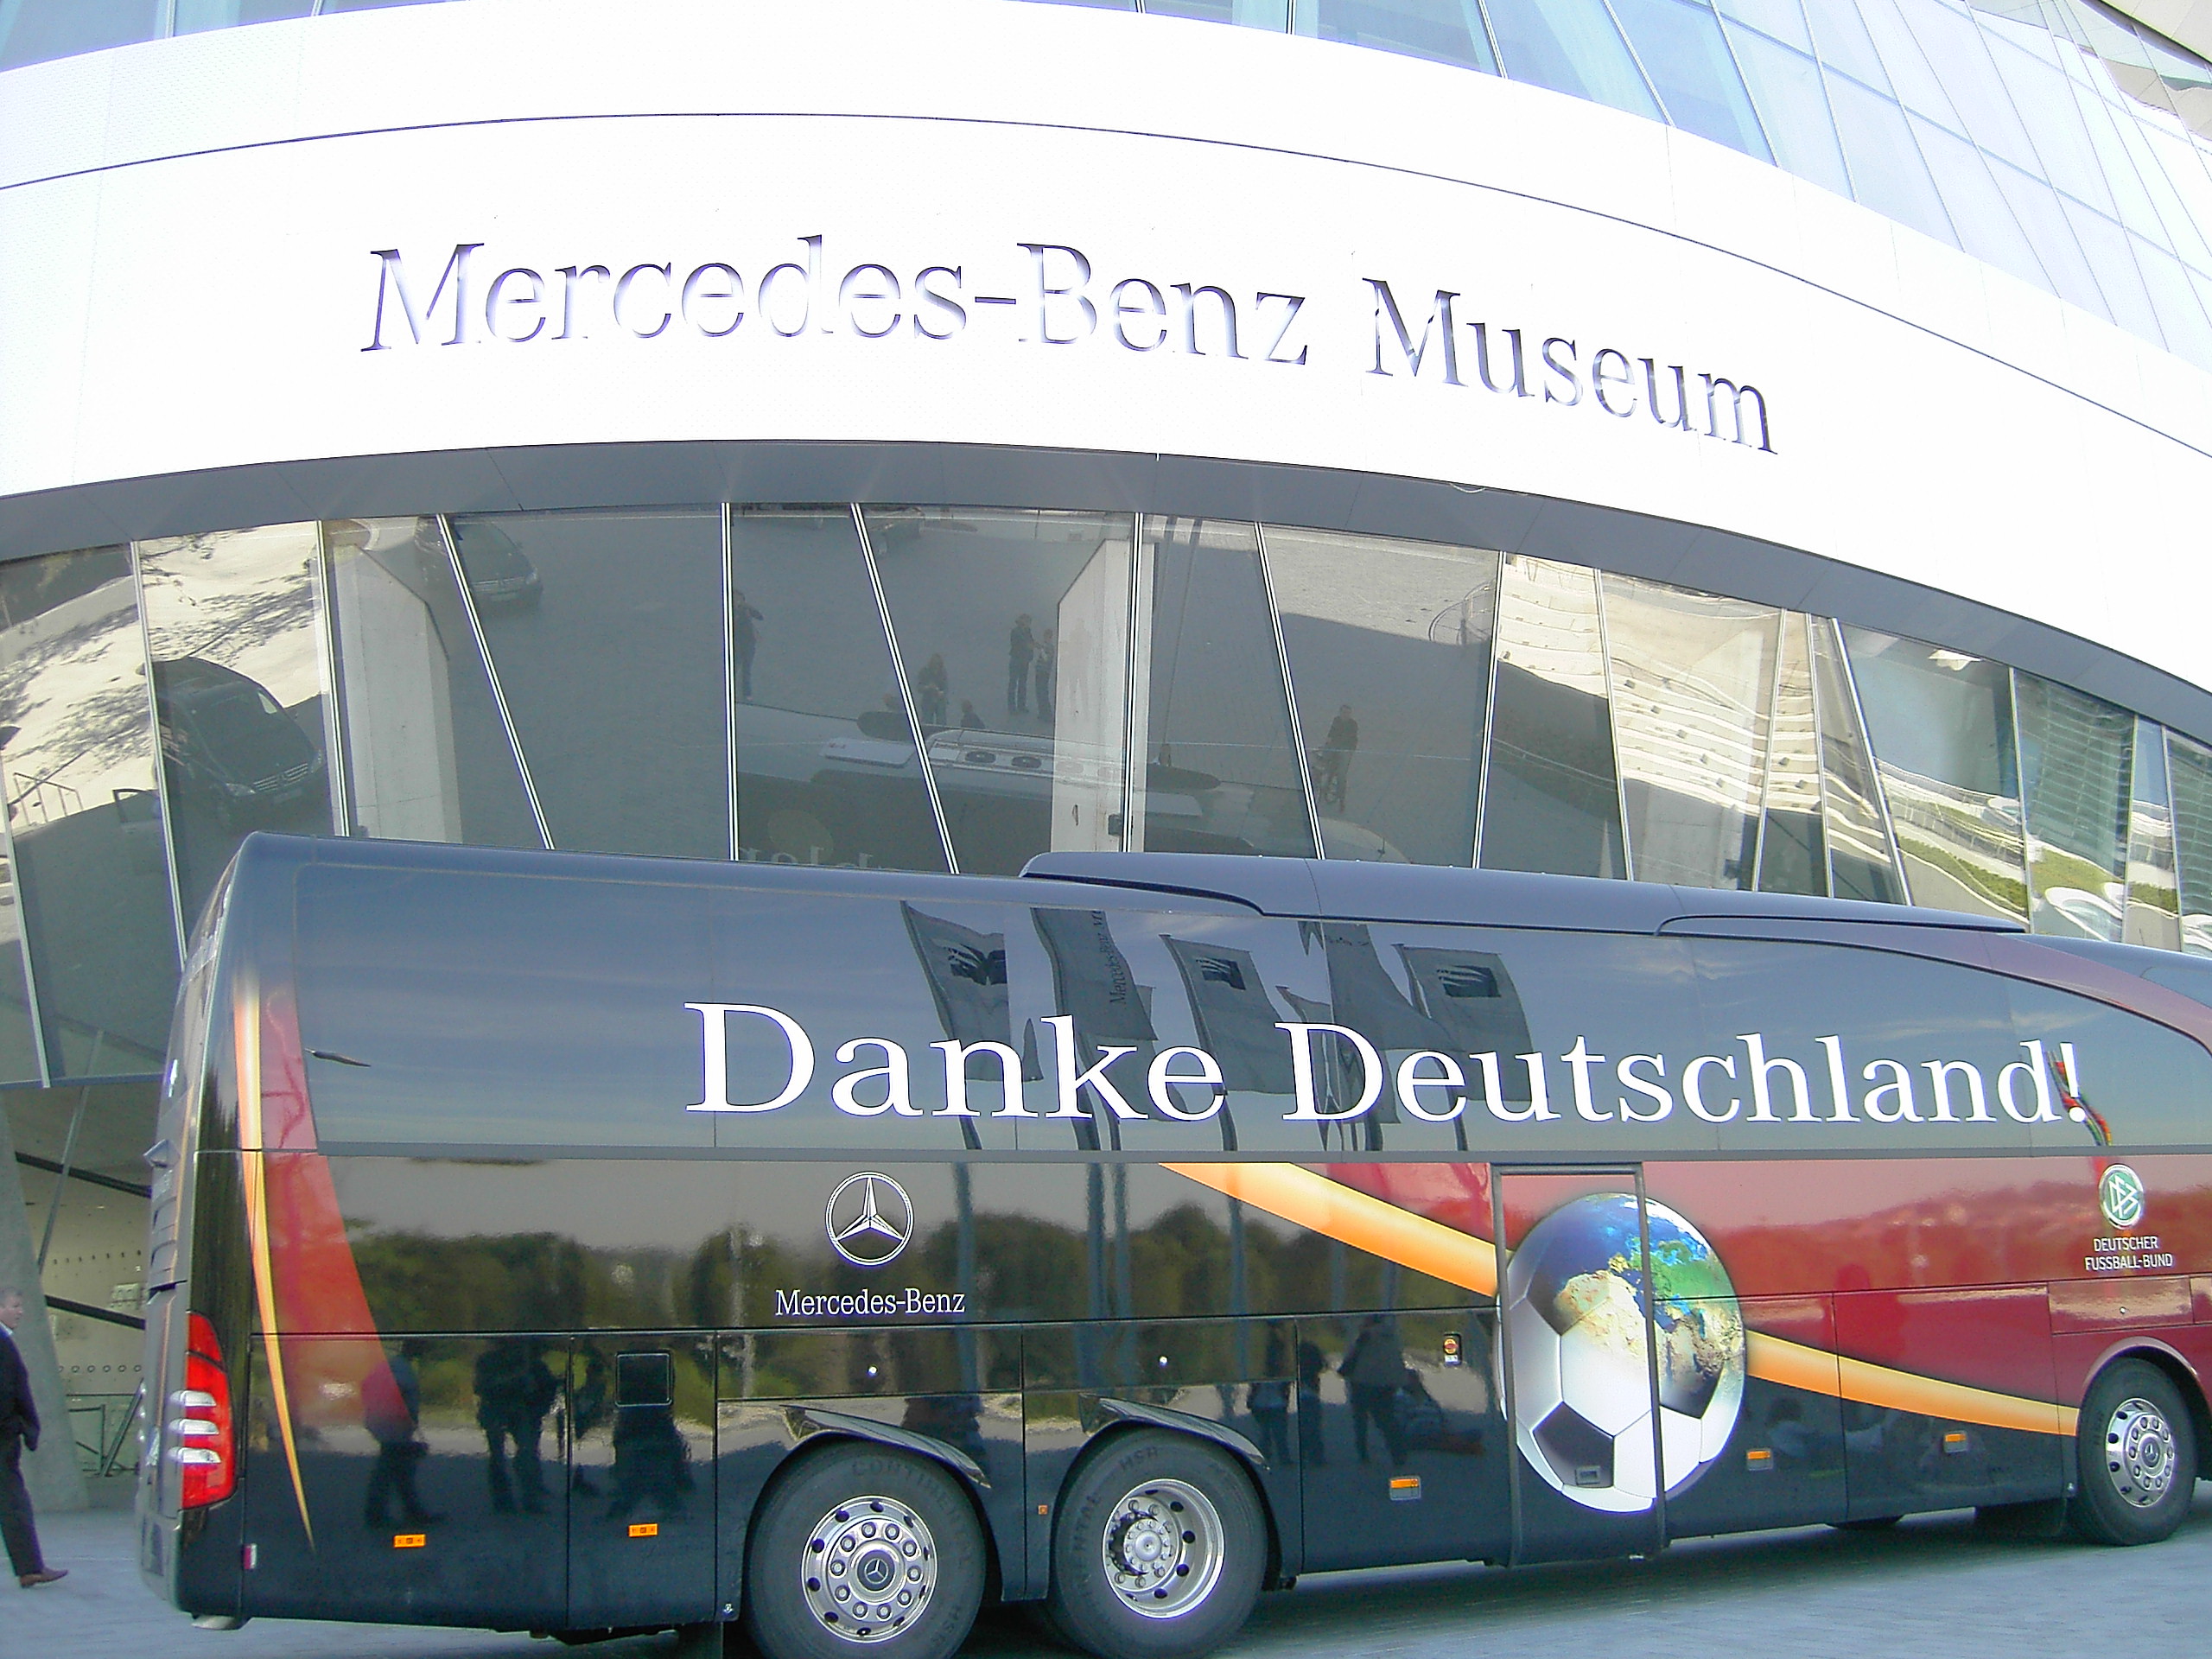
[238,1334,569,1629]
[1833,1287,2065,1518]
[1662,1295,1846,1535]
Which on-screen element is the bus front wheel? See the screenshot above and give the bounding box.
[743,1443,987,1659]
[1046,1429,1266,1659]
[2069,1358,2199,1547]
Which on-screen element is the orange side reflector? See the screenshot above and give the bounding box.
[393,1534,426,1549]
[629,1522,660,1539]
[1745,1448,1773,1466]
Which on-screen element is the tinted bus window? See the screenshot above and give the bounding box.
[1688,937,2035,1152]
[2000,977,2212,1150]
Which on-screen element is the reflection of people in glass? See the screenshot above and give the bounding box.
[362,1339,440,1528]
[1247,1333,1290,1463]
[1315,704,1359,810]
[1007,614,1035,715]
[959,699,984,731]
[1295,1338,1326,1466]
[914,654,950,728]
[1340,1314,1408,1467]
[732,590,764,701]
[474,1340,558,1515]
[569,1345,613,1497]
[1034,627,1057,721]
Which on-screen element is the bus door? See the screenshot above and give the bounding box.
[566,1339,718,1630]
[1495,1167,1669,1564]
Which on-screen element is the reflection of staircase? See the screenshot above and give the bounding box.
[9,769,81,827]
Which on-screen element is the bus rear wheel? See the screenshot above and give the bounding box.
[2068,1358,2198,1547]
[743,1443,986,1659]
[1046,1430,1265,1659]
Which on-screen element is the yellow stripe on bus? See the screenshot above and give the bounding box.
[1163,1161,2075,1440]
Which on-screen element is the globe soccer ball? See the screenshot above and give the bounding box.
[1503,1193,1745,1513]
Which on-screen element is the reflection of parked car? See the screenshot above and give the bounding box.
[153,659,327,825]
[448,518,543,609]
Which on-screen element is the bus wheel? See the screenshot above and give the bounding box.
[2069,1359,2199,1547]
[1046,1430,1265,1659]
[743,1444,986,1659]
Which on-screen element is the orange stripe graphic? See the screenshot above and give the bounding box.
[1165,1161,2076,1440]
[235,971,315,1546]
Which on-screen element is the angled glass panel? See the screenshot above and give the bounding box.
[139,524,338,931]
[1756,613,1825,895]
[0,547,177,1077]
[1607,0,1772,156]
[1724,24,1854,192]
[1855,0,1962,130]
[323,518,544,851]
[2126,121,2212,270]
[1484,0,1665,118]
[2124,721,2182,951]
[869,507,1135,875]
[2064,74,2167,238]
[727,509,946,874]
[2060,197,2164,340]
[0,0,161,70]
[1986,156,2113,314]
[1149,0,1293,24]
[2139,27,2212,137]
[1799,0,1891,85]
[1601,575,1777,889]
[1267,526,1497,865]
[1715,0,1810,53]
[174,2,315,32]
[1986,33,2120,212]
[1478,557,1624,878]
[451,510,728,861]
[2166,730,2212,955]
[1133,518,1314,859]
[2013,671,2130,939]
[2133,236,2212,365]
[1827,72,1961,244]
[1902,0,2044,171]
[1298,0,1498,71]
[1910,114,2052,285]
[1808,618,1903,904]
[0,853,41,1083]
[1844,629,2026,922]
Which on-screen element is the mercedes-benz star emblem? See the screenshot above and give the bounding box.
[826,1172,915,1268]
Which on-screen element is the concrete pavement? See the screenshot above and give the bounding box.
[13,1490,2211,1659]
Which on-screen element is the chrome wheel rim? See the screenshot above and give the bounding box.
[800,1495,938,1643]
[1101,1478,1225,1621]
[2104,1396,2177,1510]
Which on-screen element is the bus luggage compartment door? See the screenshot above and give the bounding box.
[566,1340,718,1630]
[1495,1168,1670,1565]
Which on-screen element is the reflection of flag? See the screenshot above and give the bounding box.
[1275,985,1383,1129]
[1033,909,1156,1043]
[903,905,1020,1057]
[1165,938,1292,1093]
[1398,945,1533,1098]
[1324,925,1449,1051]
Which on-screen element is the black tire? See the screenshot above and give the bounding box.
[742,1443,986,1659]
[1045,1430,1266,1659]
[2068,1358,2199,1546]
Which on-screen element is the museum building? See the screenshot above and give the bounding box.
[5,0,2212,1504]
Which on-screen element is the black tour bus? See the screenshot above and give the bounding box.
[141,833,2212,1658]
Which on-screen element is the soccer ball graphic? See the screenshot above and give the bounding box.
[1503,1194,1745,1513]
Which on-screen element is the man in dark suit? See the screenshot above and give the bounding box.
[0,1286,64,1587]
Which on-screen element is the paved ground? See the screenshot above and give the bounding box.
[16,1491,2212,1659]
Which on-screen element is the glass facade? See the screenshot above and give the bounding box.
[0,502,2201,1099]
[15,0,2212,367]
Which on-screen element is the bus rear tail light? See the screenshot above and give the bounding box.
[171,1313,235,1507]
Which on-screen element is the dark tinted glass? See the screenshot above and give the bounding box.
[2001,975,2212,1150]
[452,510,728,861]
[324,518,542,851]
[0,547,177,1077]
[869,508,1136,875]
[727,509,945,874]
[1847,628,2022,919]
[1137,518,1315,859]
[2015,671,2132,940]
[1479,557,1624,878]
[1690,935,2032,1150]
[141,525,338,931]
[1268,526,1495,867]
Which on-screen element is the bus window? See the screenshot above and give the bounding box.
[2000,977,2212,1151]
[1688,937,2035,1152]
